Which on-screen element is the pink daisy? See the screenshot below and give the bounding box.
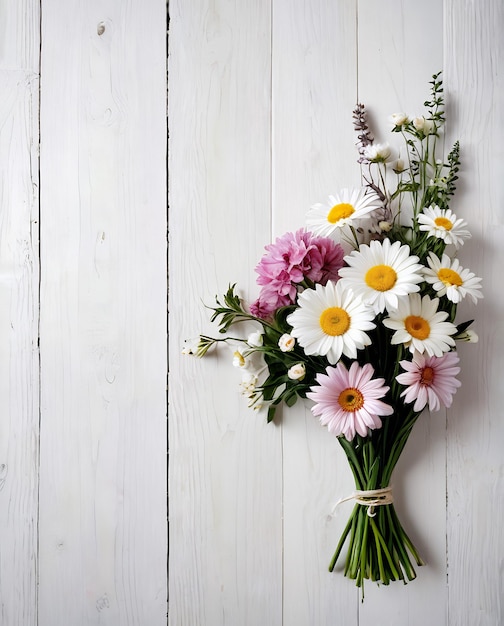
[306,361,393,441]
[396,351,461,412]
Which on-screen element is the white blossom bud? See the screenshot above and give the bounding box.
[392,158,406,173]
[288,363,306,381]
[233,350,247,368]
[363,142,393,163]
[279,333,296,352]
[389,112,409,126]
[412,116,435,135]
[247,331,263,347]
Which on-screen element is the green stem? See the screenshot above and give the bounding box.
[328,504,357,572]
[370,517,400,581]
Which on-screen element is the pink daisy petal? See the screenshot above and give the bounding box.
[397,351,461,412]
[307,361,393,441]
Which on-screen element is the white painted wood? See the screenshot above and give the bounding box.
[168,1,282,625]
[38,1,167,624]
[272,1,361,622]
[444,1,504,624]
[0,1,40,625]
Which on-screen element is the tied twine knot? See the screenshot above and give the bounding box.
[333,486,393,518]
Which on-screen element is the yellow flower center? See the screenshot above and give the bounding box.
[437,268,463,287]
[405,315,431,340]
[420,366,435,386]
[327,202,355,224]
[338,387,364,412]
[365,264,398,291]
[434,216,453,230]
[319,306,350,336]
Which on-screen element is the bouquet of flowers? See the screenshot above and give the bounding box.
[187,73,482,595]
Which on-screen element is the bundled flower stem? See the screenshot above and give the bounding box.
[329,405,425,595]
[189,73,482,596]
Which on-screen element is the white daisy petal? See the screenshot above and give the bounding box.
[424,252,483,304]
[383,293,457,357]
[417,205,471,248]
[286,280,375,364]
[306,188,381,239]
[339,238,424,314]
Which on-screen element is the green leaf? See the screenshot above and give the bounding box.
[267,404,277,423]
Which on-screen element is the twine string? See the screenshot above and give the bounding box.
[333,486,393,518]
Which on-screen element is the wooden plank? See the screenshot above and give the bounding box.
[38,1,167,624]
[444,1,504,624]
[0,0,40,71]
[0,1,40,624]
[168,1,282,624]
[272,1,361,622]
[356,1,447,622]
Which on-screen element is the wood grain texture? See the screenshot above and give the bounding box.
[0,1,40,625]
[168,1,282,625]
[0,0,40,71]
[444,1,504,624]
[272,1,360,622]
[38,1,167,624]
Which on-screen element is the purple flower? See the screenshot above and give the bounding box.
[251,229,344,318]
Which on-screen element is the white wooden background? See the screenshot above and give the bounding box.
[169,1,504,625]
[1,0,167,625]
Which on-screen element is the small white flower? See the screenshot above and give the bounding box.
[278,333,296,352]
[241,371,258,386]
[412,116,435,135]
[239,371,258,396]
[389,112,409,126]
[288,363,306,381]
[378,221,392,232]
[233,349,247,368]
[363,142,393,163]
[247,330,263,347]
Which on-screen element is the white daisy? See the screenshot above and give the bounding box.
[306,188,381,238]
[423,252,483,304]
[286,280,375,364]
[383,293,457,357]
[338,238,424,314]
[417,205,471,248]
